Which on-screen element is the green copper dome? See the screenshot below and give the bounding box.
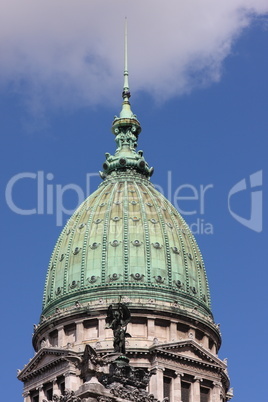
[42,169,211,320]
[41,32,213,326]
[42,102,212,324]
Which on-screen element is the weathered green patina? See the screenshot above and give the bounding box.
[42,22,212,324]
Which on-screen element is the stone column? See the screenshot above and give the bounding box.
[192,377,202,402]
[22,391,30,402]
[58,325,65,347]
[99,317,106,340]
[38,385,45,402]
[76,321,84,344]
[64,371,81,391]
[147,318,155,341]
[212,382,222,402]
[52,378,61,397]
[149,367,164,401]
[170,321,177,342]
[174,372,183,402]
[201,334,209,349]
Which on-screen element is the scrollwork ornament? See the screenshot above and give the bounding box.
[132,239,142,247]
[112,216,121,222]
[110,240,121,247]
[94,218,103,224]
[73,247,80,255]
[174,280,184,289]
[108,273,121,281]
[89,242,100,249]
[131,273,145,281]
[172,246,180,254]
[150,218,158,224]
[87,275,99,284]
[130,216,140,222]
[153,275,165,284]
[69,280,79,289]
[55,286,62,295]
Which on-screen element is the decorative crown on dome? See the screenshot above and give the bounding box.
[100,19,154,180]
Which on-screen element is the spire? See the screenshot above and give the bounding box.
[119,18,135,119]
[123,17,130,97]
[102,20,153,180]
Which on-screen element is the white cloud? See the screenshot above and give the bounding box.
[0,0,267,115]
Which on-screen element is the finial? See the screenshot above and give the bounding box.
[123,17,130,99]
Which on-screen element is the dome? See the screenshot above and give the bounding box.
[41,90,212,325]
[43,170,211,320]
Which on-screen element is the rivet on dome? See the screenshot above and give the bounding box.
[130,200,138,205]
[78,223,85,229]
[66,229,71,235]
[166,222,173,229]
[152,242,162,249]
[114,201,121,205]
[188,253,193,260]
[59,254,65,262]
[99,202,106,207]
[146,202,153,207]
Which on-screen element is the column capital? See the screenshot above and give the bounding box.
[175,371,184,378]
[194,376,203,383]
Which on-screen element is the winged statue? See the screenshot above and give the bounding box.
[105,303,131,354]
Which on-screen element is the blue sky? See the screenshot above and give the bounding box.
[1,2,267,401]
